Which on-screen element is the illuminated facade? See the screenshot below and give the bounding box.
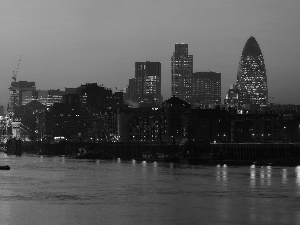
[237,36,268,108]
[135,61,162,107]
[22,91,38,105]
[171,43,193,103]
[191,72,221,107]
[38,89,65,107]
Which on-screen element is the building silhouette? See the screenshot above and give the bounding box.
[191,72,221,108]
[135,61,162,107]
[171,43,193,103]
[236,36,268,109]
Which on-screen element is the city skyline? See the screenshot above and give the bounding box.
[0,1,300,106]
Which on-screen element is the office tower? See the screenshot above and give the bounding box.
[22,90,38,105]
[191,72,221,107]
[79,83,113,107]
[237,36,268,108]
[38,89,65,107]
[9,81,36,112]
[135,61,161,107]
[171,43,193,103]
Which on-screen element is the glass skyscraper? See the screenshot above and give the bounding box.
[237,36,268,108]
[171,43,193,103]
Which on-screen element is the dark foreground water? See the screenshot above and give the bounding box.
[1,152,300,225]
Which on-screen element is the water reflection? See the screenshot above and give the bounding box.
[260,167,265,185]
[266,166,272,186]
[282,169,287,184]
[295,166,300,195]
[2,154,300,225]
[249,198,257,224]
[216,165,228,185]
[250,165,256,188]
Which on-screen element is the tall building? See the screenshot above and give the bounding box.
[191,72,221,108]
[9,81,36,112]
[236,36,268,108]
[171,43,193,103]
[135,61,162,107]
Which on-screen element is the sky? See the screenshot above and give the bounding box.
[0,0,300,107]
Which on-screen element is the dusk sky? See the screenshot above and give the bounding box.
[0,0,299,107]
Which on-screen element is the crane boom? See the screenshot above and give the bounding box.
[12,55,22,82]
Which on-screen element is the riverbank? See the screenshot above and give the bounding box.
[6,141,300,167]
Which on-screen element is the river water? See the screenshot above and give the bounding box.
[1,152,300,225]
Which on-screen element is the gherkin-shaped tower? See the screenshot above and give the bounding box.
[237,36,268,108]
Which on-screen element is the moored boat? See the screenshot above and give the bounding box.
[0,165,10,170]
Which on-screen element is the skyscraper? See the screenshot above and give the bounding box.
[191,72,221,108]
[236,36,268,108]
[135,61,161,107]
[171,43,193,103]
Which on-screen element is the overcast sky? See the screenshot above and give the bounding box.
[0,0,299,106]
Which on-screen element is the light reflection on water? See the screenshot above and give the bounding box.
[1,153,300,225]
[250,165,256,188]
[282,168,287,184]
[295,166,300,196]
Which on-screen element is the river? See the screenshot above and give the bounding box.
[1,152,300,225]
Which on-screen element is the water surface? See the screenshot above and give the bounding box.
[1,153,300,225]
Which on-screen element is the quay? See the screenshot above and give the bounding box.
[41,142,300,165]
[6,140,300,166]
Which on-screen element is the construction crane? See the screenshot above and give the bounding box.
[9,55,23,114]
[12,55,22,82]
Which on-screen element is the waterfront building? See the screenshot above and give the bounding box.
[191,72,221,108]
[171,43,193,103]
[182,108,231,143]
[9,81,36,112]
[165,96,190,144]
[117,107,166,143]
[46,83,123,141]
[236,36,268,109]
[135,61,162,107]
